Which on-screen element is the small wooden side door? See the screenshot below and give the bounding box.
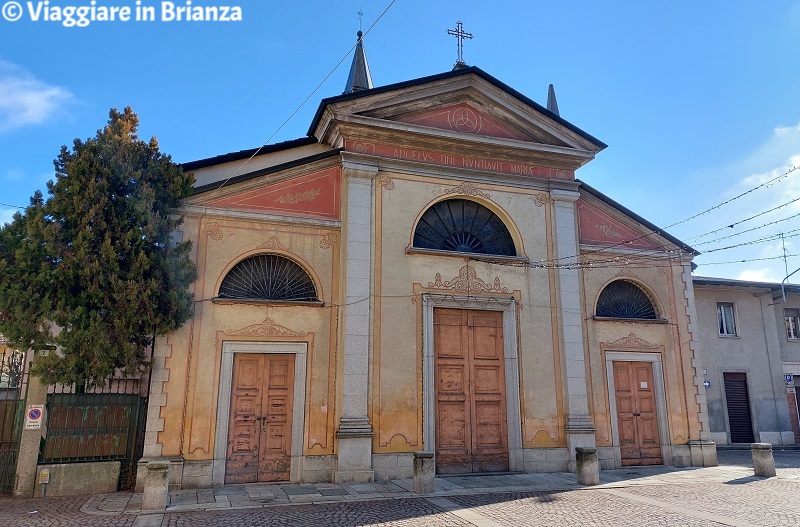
[613,361,662,466]
[225,354,294,484]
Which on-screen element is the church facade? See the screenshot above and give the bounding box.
[138,55,717,488]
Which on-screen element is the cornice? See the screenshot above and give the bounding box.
[333,113,595,160]
[178,205,341,228]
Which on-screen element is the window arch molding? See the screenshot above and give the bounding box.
[594,278,663,321]
[408,195,525,258]
[215,250,323,303]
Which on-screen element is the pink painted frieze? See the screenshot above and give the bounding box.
[205,167,340,220]
[577,199,661,250]
[344,140,574,181]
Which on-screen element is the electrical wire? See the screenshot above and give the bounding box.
[664,165,799,230]
[212,0,398,193]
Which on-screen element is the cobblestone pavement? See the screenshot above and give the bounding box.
[1,450,799,526]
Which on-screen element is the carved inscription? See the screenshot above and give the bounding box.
[344,140,575,180]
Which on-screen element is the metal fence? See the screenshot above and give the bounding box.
[0,346,29,495]
[41,378,148,490]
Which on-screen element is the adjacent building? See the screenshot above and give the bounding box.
[693,277,800,445]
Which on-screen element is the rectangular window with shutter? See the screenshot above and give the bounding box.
[717,303,737,336]
[787,308,800,340]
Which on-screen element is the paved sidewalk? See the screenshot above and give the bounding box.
[4,451,800,526]
[79,463,800,516]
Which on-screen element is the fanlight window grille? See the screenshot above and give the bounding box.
[413,199,516,257]
[218,254,318,302]
[596,280,657,319]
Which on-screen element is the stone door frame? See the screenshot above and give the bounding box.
[422,294,523,472]
[605,351,671,467]
[213,341,308,485]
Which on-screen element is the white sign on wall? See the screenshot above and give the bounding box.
[24,405,44,430]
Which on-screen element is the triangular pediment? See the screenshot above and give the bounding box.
[311,68,606,165]
[191,166,340,221]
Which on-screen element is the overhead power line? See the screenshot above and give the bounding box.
[692,211,800,246]
[665,164,800,230]
[213,0,398,193]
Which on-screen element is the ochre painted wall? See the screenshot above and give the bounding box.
[155,211,341,460]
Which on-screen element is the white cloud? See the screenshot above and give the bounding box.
[737,268,781,282]
[2,169,25,181]
[0,208,17,227]
[688,124,800,283]
[0,60,72,132]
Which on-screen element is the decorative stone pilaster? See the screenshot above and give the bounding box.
[551,189,596,471]
[335,166,377,483]
[681,263,717,466]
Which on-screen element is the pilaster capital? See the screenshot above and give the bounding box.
[342,162,379,181]
[550,189,580,204]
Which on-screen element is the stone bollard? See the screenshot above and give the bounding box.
[141,460,170,511]
[575,447,600,486]
[751,443,776,478]
[413,451,435,494]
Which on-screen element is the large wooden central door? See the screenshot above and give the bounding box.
[434,308,509,474]
[613,361,662,466]
[225,354,294,484]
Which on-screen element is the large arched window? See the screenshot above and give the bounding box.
[413,199,516,257]
[596,280,657,319]
[218,254,318,302]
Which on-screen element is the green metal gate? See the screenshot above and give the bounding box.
[0,346,27,496]
[40,380,147,491]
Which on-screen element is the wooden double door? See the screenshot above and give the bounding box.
[434,308,509,474]
[225,354,295,484]
[613,361,662,466]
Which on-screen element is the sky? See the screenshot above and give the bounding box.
[1,0,800,282]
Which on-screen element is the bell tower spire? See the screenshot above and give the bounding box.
[343,23,374,94]
[547,84,560,116]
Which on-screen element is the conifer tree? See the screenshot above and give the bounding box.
[0,107,196,387]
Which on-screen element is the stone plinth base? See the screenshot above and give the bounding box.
[334,417,374,483]
[413,452,435,494]
[752,443,776,477]
[142,460,170,511]
[689,440,718,467]
[565,416,596,473]
[575,447,599,486]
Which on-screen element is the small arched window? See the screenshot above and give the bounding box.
[596,280,657,319]
[413,199,516,257]
[218,254,318,302]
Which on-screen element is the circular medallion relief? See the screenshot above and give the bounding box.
[451,107,480,134]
